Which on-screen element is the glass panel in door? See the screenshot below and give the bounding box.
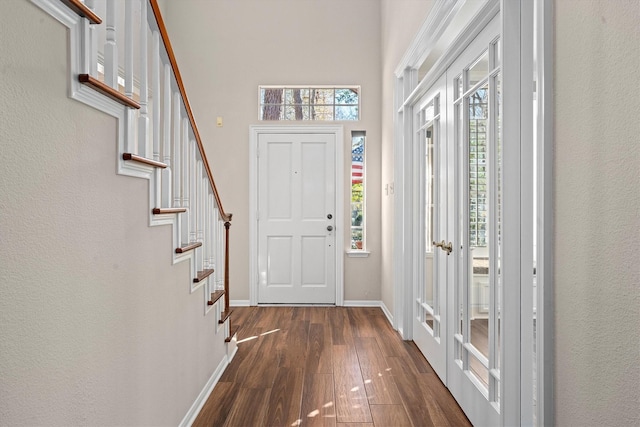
[412,75,448,382]
[447,13,501,427]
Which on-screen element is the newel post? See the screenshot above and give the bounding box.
[224,215,232,313]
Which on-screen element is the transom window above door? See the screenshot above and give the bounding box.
[259,86,360,121]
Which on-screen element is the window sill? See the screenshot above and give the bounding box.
[346,250,370,258]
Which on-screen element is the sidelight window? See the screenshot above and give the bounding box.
[350,131,366,250]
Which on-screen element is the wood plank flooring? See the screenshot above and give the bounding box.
[193,307,471,427]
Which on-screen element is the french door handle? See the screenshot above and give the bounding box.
[433,240,453,255]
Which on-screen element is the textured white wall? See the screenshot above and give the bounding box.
[380,0,434,316]
[554,0,640,425]
[161,0,383,302]
[0,1,227,424]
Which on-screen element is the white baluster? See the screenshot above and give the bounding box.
[172,95,181,209]
[214,193,217,270]
[189,140,197,244]
[218,217,224,290]
[214,206,220,289]
[198,168,205,244]
[181,118,190,245]
[210,196,217,280]
[137,0,148,157]
[104,0,118,88]
[84,0,98,77]
[124,0,134,98]
[162,65,172,208]
[152,31,161,162]
[193,158,201,270]
[201,172,206,272]
[152,30,161,207]
[122,0,136,154]
[204,187,210,271]
[80,0,96,76]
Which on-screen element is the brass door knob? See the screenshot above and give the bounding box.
[433,240,453,255]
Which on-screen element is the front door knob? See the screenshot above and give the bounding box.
[327,225,334,231]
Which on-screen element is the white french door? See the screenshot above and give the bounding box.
[412,74,450,382]
[401,2,546,425]
[257,132,337,304]
[446,13,502,426]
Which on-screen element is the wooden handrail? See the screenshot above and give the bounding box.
[148,0,231,222]
[60,0,102,25]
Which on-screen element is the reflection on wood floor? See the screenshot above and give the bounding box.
[193,306,471,427]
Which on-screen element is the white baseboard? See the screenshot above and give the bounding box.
[343,299,382,307]
[179,354,228,427]
[343,300,394,327]
[380,301,394,325]
[230,299,250,307]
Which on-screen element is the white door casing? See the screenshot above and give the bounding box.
[249,125,344,306]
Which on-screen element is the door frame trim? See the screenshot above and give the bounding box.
[249,125,345,306]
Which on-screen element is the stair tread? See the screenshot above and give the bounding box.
[122,153,167,169]
[219,309,233,324]
[175,241,202,254]
[153,207,187,215]
[225,325,239,342]
[207,290,225,306]
[79,74,140,109]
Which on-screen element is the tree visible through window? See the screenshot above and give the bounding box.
[259,86,360,121]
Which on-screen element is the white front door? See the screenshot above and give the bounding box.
[257,132,336,304]
[412,74,449,382]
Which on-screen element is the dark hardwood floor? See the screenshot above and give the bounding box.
[193,306,472,427]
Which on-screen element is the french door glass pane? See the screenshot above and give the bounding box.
[470,351,489,389]
[468,51,489,89]
[496,74,502,371]
[424,119,436,331]
[455,101,464,339]
[426,125,435,253]
[469,84,490,359]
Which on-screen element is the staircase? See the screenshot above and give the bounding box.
[33,0,238,370]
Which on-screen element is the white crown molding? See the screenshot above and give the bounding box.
[395,0,462,77]
[402,0,500,108]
